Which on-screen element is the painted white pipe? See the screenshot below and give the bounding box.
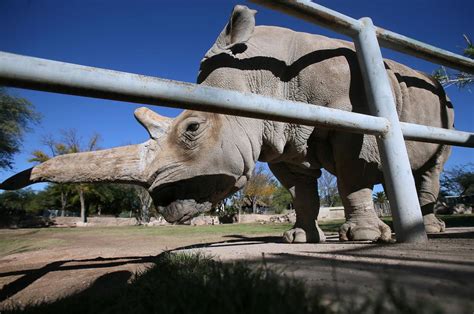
[251,0,474,74]
[355,18,427,243]
[1,52,471,147]
[0,51,389,135]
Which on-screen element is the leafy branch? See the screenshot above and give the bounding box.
[433,34,474,90]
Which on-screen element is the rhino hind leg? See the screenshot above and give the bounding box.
[336,158,392,242]
[338,187,392,242]
[415,147,450,233]
[269,163,325,243]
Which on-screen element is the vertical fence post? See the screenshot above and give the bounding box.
[354,18,427,243]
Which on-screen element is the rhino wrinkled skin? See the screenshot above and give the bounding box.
[1,5,453,243]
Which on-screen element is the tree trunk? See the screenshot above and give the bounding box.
[136,186,152,223]
[79,186,87,223]
[252,197,257,214]
[60,189,66,217]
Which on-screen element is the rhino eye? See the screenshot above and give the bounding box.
[186,123,200,132]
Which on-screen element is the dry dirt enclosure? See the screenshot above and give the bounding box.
[0,222,472,313]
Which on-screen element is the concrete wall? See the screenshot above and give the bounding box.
[53,216,138,227]
[318,207,345,220]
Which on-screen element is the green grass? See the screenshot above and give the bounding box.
[4,252,445,314]
[0,230,66,256]
[22,223,294,237]
[436,214,474,228]
[380,214,474,230]
[0,223,294,257]
[319,219,346,233]
[0,214,472,257]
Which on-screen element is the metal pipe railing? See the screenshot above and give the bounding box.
[355,18,426,243]
[0,51,389,136]
[251,0,474,74]
[401,123,474,147]
[1,51,472,148]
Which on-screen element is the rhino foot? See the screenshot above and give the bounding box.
[423,213,446,233]
[283,223,326,243]
[339,217,392,242]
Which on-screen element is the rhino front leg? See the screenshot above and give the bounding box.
[269,163,325,243]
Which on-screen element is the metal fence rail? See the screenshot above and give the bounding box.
[251,0,474,74]
[1,52,472,147]
[0,1,472,243]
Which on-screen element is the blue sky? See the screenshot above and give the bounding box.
[0,0,472,189]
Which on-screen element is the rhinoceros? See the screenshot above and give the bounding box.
[1,5,453,243]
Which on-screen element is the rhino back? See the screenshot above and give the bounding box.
[250,26,453,127]
[249,26,453,170]
[199,24,453,171]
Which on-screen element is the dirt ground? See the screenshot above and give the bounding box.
[0,225,473,312]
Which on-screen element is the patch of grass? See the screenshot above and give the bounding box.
[0,232,66,256]
[4,252,445,314]
[437,214,474,228]
[319,219,345,233]
[30,223,294,238]
[381,214,474,230]
[133,223,295,237]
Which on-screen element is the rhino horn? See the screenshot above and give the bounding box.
[0,142,151,190]
[134,107,172,139]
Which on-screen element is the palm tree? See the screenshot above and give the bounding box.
[373,191,387,205]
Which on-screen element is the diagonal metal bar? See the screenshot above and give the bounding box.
[355,18,427,243]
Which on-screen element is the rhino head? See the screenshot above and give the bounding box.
[1,5,267,223]
[0,107,262,223]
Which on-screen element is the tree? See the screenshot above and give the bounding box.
[271,184,292,214]
[0,188,37,213]
[134,185,154,223]
[440,163,474,196]
[29,135,73,216]
[0,88,40,170]
[373,191,387,205]
[433,35,473,89]
[83,183,143,217]
[242,166,276,213]
[318,170,340,207]
[30,129,101,223]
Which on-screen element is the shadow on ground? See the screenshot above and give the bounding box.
[1,228,473,313]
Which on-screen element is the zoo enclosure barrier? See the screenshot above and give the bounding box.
[0,0,472,243]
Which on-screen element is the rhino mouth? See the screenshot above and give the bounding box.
[151,174,237,223]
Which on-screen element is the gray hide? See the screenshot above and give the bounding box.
[1,5,453,242]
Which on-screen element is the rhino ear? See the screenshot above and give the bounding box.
[134,107,172,139]
[217,5,257,49]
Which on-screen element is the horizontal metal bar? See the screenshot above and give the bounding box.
[250,0,474,74]
[401,122,474,147]
[0,52,472,148]
[376,29,474,74]
[0,51,389,136]
[250,0,361,37]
